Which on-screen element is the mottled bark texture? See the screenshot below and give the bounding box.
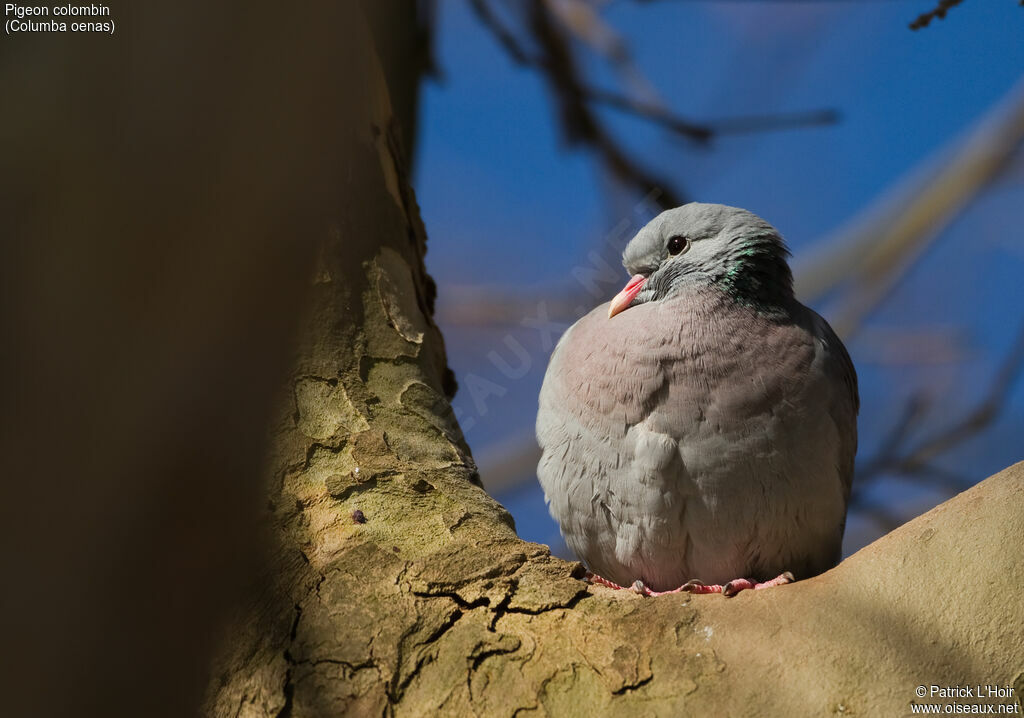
[201,8,1024,718]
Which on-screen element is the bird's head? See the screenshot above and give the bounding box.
[608,203,794,318]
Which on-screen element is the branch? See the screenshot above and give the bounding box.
[909,0,966,30]
[891,325,1024,470]
[468,0,536,66]
[854,322,1024,496]
[468,0,844,204]
[581,85,712,144]
[585,86,839,141]
[528,0,686,208]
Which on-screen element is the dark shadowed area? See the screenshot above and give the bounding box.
[1,2,363,715]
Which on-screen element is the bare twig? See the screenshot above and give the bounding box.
[584,87,841,142]
[909,0,966,30]
[468,0,844,201]
[444,72,1024,332]
[529,0,686,208]
[855,394,932,483]
[582,86,713,143]
[893,326,1024,469]
[468,0,536,65]
[546,0,664,105]
[854,322,1024,495]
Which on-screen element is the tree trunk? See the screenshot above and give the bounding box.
[2,3,366,716]
[203,7,1024,718]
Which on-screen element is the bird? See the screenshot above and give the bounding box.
[536,203,858,597]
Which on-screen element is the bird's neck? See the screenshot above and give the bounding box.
[712,234,794,316]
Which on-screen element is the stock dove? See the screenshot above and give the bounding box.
[536,203,858,596]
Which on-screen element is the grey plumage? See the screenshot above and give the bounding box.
[536,203,858,591]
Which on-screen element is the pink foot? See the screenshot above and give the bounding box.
[585,570,794,598]
[584,571,631,591]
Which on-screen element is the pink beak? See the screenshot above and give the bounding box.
[608,274,647,318]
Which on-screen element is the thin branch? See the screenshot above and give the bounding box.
[468,0,843,196]
[442,66,1024,327]
[894,325,1024,470]
[442,72,1024,332]
[586,86,840,141]
[855,322,1024,493]
[546,0,664,105]
[854,394,932,483]
[528,0,686,208]
[468,0,536,66]
[909,0,966,30]
[581,86,712,143]
[701,109,842,135]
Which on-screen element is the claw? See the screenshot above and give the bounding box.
[724,572,795,597]
[681,579,722,595]
[723,578,755,597]
[752,571,794,590]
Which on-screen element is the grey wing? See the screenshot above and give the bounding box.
[809,309,859,501]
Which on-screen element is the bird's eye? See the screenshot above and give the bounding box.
[667,236,690,256]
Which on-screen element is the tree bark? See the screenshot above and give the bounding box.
[203,7,1024,718]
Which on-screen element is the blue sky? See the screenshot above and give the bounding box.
[413,0,1024,555]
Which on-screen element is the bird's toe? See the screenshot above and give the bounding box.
[722,578,756,597]
[681,579,725,595]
